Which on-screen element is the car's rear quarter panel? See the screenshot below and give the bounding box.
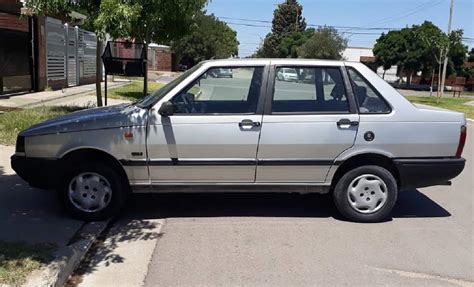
[327,63,466,182]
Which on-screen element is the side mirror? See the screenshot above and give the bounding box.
[158,101,174,117]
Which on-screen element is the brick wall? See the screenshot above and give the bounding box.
[148,47,172,71]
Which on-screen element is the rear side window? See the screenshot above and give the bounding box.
[347,67,391,114]
[272,67,349,113]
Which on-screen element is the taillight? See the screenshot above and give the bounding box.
[456,125,467,157]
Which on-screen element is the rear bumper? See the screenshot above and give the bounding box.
[394,157,465,189]
[11,155,60,190]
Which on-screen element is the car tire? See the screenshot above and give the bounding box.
[58,162,130,221]
[333,165,398,223]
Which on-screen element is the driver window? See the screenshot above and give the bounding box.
[272,67,349,113]
[171,67,263,114]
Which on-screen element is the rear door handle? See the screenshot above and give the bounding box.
[239,119,261,127]
[337,118,359,127]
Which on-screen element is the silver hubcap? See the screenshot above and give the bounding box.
[68,172,112,213]
[347,174,387,214]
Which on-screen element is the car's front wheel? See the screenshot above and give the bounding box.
[59,162,129,221]
[333,165,398,222]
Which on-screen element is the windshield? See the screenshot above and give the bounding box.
[135,63,203,108]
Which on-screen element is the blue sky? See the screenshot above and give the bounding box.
[206,0,474,57]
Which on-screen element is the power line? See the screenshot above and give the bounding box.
[225,22,390,36]
[219,16,401,31]
[346,0,446,32]
[225,21,271,28]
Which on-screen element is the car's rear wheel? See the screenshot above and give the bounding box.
[59,162,129,221]
[333,165,398,222]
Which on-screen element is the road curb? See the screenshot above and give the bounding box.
[24,219,111,287]
[19,82,130,109]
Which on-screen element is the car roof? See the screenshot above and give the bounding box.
[202,58,345,67]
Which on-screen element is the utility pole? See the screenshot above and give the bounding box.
[439,0,454,98]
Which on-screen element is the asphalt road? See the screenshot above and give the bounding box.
[74,123,473,287]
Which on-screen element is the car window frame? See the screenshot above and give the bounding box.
[169,65,269,116]
[346,66,393,115]
[264,65,358,115]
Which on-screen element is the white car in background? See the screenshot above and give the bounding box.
[277,67,299,82]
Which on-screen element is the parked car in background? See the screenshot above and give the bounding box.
[277,67,299,82]
[209,68,233,78]
[178,64,189,71]
[11,59,467,223]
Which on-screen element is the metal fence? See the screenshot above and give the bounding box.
[45,17,97,87]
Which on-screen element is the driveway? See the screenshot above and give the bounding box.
[70,123,473,287]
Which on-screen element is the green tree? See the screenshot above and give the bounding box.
[271,0,306,35]
[446,30,468,76]
[373,30,404,78]
[413,21,449,98]
[258,34,282,58]
[468,48,474,62]
[466,48,474,78]
[374,22,439,86]
[95,0,208,94]
[257,0,307,58]
[24,0,73,18]
[297,27,347,60]
[171,12,239,66]
[279,29,314,58]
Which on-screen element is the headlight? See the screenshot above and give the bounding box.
[16,136,25,153]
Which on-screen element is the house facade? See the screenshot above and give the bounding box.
[0,0,97,95]
[342,47,398,82]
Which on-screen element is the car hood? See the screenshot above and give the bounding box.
[20,104,148,137]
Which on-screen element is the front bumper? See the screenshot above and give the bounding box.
[394,157,465,189]
[11,155,60,190]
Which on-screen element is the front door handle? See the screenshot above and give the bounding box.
[337,118,359,127]
[239,119,261,127]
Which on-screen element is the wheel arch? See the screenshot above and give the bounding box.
[330,153,400,190]
[59,148,129,184]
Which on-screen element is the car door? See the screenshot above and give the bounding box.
[256,65,359,183]
[147,65,267,183]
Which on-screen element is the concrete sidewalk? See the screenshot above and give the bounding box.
[0,80,129,109]
[0,145,112,286]
[0,145,82,246]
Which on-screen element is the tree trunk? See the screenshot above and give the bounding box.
[437,62,443,103]
[438,63,443,93]
[406,71,412,87]
[382,69,386,79]
[143,44,148,98]
[430,68,435,96]
[398,66,404,84]
[95,39,103,107]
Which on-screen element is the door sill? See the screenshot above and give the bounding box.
[131,183,331,194]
